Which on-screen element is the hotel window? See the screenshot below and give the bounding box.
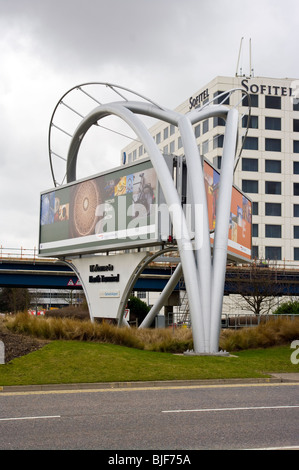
[178,136,182,149]
[213,117,226,127]
[213,134,224,149]
[252,201,258,215]
[203,119,209,134]
[294,248,299,261]
[242,115,258,129]
[156,132,161,144]
[133,149,137,161]
[265,181,281,194]
[242,93,258,107]
[194,124,200,138]
[294,204,299,216]
[265,159,281,173]
[265,117,281,131]
[293,120,299,132]
[265,95,281,109]
[293,162,299,174]
[128,153,132,163]
[293,100,299,111]
[163,145,168,154]
[214,91,230,105]
[293,141,299,153]
[138,145,143,157]
[265,246,281,260]
[266,224,281,238]
[243,136,258,150]
[294,183,299,195]
[242,179,258,193]
[242,157,258,171]
[202,140,209,154]
[163,127,169,140]
[294,226,299,239]
[265,138,281,152]
[265,202,281,216]
[251,246,259,259]
[170,124,175,136]
[213,156,222,169]
[170,140,175,154]
[252,224,258,237]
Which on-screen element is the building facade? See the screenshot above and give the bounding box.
[122,75,299,266]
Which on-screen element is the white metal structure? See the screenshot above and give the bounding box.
[48,83,244,354]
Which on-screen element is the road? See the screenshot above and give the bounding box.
[0,381,298,451]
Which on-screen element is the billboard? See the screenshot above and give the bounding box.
[203,160,252,261]
[39,158,159,256]
[39,156,251,261]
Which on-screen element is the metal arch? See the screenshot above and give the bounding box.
[62,92,242,353]
[116,246,179,327]
[48,82,165,187]
[66,101,206,352]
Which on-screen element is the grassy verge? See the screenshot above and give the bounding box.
[0,313,298,386]
[0,341,298,387]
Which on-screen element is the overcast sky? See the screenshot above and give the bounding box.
[1,0,299,252]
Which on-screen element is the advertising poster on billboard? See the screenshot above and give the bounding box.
[39,159,158,256]
[204,160,252,260]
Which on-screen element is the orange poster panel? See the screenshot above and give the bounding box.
[203,161,252,260]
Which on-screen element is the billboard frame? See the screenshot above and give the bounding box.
[38,157,166,258]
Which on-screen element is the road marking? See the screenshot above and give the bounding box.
[0,381,299,397]
[0,415,61,422]
[162,404,299,413]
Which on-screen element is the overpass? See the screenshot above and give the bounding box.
[0,253,179,292]
[1,249,299,295]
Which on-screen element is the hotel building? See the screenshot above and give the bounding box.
[122,75,299,266]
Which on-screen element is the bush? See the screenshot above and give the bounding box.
[3,312,299,354]
[272,300,299,315]
[219,316,299,351]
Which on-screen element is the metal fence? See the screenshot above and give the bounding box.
[221,313,298,329]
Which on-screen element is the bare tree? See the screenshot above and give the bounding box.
[226,263,282,316]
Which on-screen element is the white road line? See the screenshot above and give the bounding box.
[0,415,61,422]
[162,405,299,413]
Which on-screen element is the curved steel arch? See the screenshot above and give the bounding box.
[64,96,240,354]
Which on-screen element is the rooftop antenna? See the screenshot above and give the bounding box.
[235,37,244,77]
[249,38,254,77]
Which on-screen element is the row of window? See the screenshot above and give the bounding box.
[252,202,299,217]
[242,93,299,111]
[242,180,299,195]
[252,246,299,261]
[212,91,299,112]
[242,158,299,173]
[252,224,299,238]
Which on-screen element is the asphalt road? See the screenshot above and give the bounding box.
[0,381,299,451]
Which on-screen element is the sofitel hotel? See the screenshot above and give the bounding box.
[122,75,299,266]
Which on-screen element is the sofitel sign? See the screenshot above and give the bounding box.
[241,78,293,97]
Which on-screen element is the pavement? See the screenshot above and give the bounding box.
[1,374,299,393]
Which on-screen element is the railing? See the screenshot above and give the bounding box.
[221,313,299,329]
[0,247,55,261]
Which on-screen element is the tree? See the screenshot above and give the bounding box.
[127,295,150,326]
[0,287,32,313]
[226,263,282,316]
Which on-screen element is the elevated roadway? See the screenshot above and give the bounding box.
[1,255,299,295]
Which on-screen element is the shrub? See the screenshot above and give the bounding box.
[272,300,299,315]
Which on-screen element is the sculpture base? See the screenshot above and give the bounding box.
[184,349,230,357]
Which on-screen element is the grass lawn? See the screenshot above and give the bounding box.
[0,340,298,387]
